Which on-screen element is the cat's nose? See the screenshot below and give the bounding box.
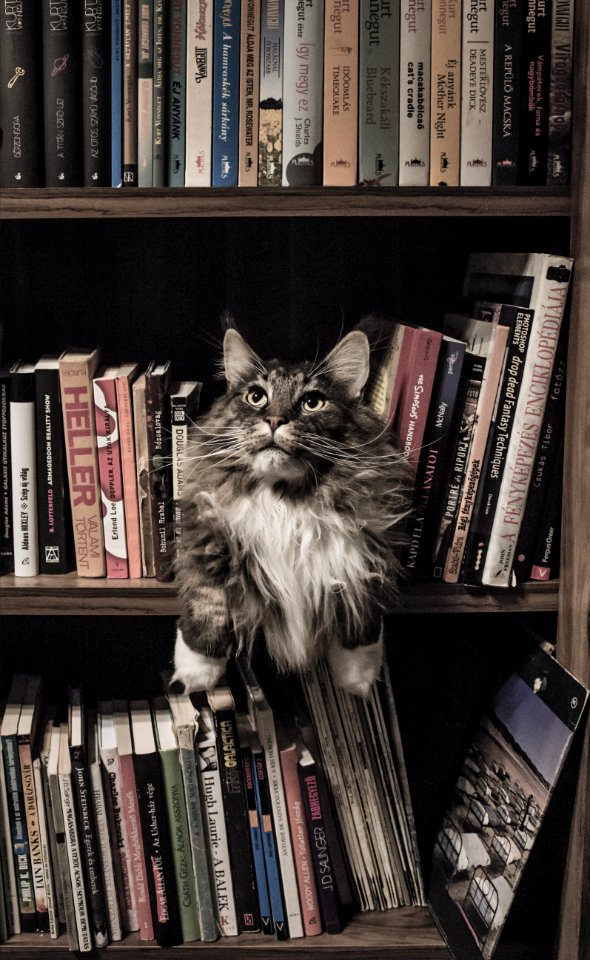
[265,416,287,432]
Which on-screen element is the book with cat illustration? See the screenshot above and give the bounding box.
[429,644,588,960]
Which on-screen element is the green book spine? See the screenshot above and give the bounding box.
[159,746,201,943]
[177,744,217,941]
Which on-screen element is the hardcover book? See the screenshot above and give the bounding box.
[281,0,323,187]
[31,709,59,938]
[0,0,40,186]
[429,0,461,186]
[112,0,123,187]
[0,369,13,572]
[529,435,563,581]
[41,0,82,185]
[258,0,283,186]
[239,0,261,186]
[518,0,551,184]
[169,380,202,543]
[145,360,174,582]
[399,0,431,185]
[394,327,443,472]
[491,0,521,185]
[547,0,573,184]
[429,645,588,960]
[59,348,106,578]
[82,0,111,185]
[17,676,49,934]
[212,0,241,186]
[132,373,156,578]
[115,363,142,579]
[58,721,93,952]
[460,0,494,186]
[152,0,166,185]
[359,0,400,186]
[122,0,138,185]
[185,0,214,185]
[46,718,80,950]
[167,0,188,186]
[322,0,359,186]
[137,0,154,186]
[87,708,123,941]
[93,367,129,578]
[10,363,39,577]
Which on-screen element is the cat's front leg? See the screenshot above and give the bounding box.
[327,620,384,698]
[170,602,230,694]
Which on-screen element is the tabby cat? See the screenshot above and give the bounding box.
[171,327,409,697]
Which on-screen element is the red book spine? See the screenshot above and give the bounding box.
[395,329,443,470]
[279,745,322,937]
[117,753,154,942]
[93,376,129,578]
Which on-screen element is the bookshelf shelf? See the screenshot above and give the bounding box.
[0,574,560,617]
[0,186,571,221]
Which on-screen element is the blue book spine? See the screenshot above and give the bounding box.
[242,748,272,934]
[212,0,241,186]
[112,0,123,186]
[253,749,287,939]
[167,0,187,185]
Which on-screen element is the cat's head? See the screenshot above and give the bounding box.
[213,328,372,485]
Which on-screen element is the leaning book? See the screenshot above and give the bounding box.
[429,644,588,960]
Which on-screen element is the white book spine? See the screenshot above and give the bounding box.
[281,0,324,187]
[10,396,38,576]
[89,761,123,941]
[32,760,58,938]
[0,750,20,935]
[460,0,494,185]
[399,0,431,185]
[59,771,93,952]
[185,0,214,185]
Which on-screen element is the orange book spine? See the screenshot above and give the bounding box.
[116,371,142,579]
[59,350,106,577]
[429,0,461,186]
[279,744,322,936]
[322,0,359,186]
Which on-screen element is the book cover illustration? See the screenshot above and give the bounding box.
[41,0,82,186]
[282,0,323,186]
[258,0,284,186]
[429,645,588,960]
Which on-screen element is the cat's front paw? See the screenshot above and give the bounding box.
[328,638,383,699]
[170,627,228,694]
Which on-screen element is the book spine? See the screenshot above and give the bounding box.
[483,273,571,587]
[212,0,241,185]
[0,756,21,934]
[280,746,322,936]
[112,0,123,186]
[167,0,187,186]
[170,395,189,543]
[547,0,573,184]
[0,373,14,573]
[99,746,140,932]
[491,0,522,185]
[152,0,166,185]
[35,365,69,574]
[405,338,466,576]
[460,306,535,584]
[138,0,154,186]
[460,0,494,185]
[240,747,271,934]
[88,760,123,941]
[443,324,510,583]
[281,0,323,187]
[396,329,442,471]
[429,0,461,186]
[47,755,80,950]
[93,377,129,578]
[252,748,286,938]
[82,0,111,185]
[132,376,156,578]
[145,370,174,582]
[322,0,359,185]
[177,744,217,941]
[239,0,261,186]
[115,373,142,579]
[358,0,399,186]
[299,764,342,933]
[530,436,563,581]
[59,353,106,577]
[0,2,40,186]
[118,753,153,940]
[123,0,138,184]
[3,732,36,931]
[258,0,284,186]
[10,372,39,577]
[159,749,200,943]
[185,0,214,185]
[59,767,93,952]
[70,748,108,948]
[41,0,82,185]
[38,750,65,931]
[518,0,551,184]
[18,731,49,932]
[399,0,431,185]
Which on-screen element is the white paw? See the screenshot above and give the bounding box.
[328,637,383,698]
[170,628,228,693]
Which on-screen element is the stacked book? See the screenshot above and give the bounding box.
[0,659,424,947]
[0,1,574,189]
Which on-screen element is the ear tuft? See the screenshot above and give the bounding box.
[223,329,266,387]
[321,330,371,398]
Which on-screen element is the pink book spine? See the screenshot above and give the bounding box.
[93,376,129,578]
[118,754,154,942]
[115,374,142,579]
[100,745,139,932]
[279,745,322,937]
[396,329,443,470]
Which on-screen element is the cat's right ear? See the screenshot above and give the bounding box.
[223,329,266,387]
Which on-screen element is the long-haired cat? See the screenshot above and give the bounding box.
[171,326,410,697]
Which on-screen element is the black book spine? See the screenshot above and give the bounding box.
[0,370,13,572]
[145,365,174,582]
[133,751,181,946]
[529,436,564,581]
[491,0,522,185]
[0,1,41,186]
[152,0,165,186]
[81,0,111,185]
[41,0,82,185]
[35,364,70,574]
[70,745,109,948]
[462,306,535,585]
[299,764,342,934]
[214,709,260,932]
[518,0,552,184]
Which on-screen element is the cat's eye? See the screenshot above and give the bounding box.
[245,386,268,408]
[300,393,326,413]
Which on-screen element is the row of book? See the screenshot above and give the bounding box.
[365,250,573,588]
[0,659,424,947]
[0,1,574,189]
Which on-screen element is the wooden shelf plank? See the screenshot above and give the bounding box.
[0,574,559,616]
[0,187,570,220]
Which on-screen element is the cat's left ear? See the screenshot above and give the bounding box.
[322,331,370,398]
[223,329,266,387]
